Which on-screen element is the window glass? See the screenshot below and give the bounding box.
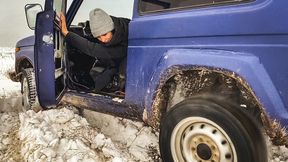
[140,0,252,13]
[71,0,133,26]
[67,0,73,12]
[53,0,64,13]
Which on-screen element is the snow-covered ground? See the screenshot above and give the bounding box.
[0,50,160,162]
[0,49,287,162]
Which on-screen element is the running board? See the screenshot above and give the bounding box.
[61,91,143,121]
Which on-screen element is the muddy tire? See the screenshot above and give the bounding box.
[159,95,267,162]
[21,68,42,112]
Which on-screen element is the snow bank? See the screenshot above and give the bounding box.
[17,107,160,162]
[0,47,15,80]
[0,80,21,113]
[0,49,21,113]
[0,112,21,162]
[82,110,160,161]
[19,107,126,162]
[0,50,22,161]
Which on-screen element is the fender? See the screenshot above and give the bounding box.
[15,35,35,73]
[15,47,34,73]
[145,49,288,125]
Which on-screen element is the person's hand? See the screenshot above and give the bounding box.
[60,12,69,36]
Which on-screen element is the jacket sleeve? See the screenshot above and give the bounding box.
[65,32,126,59]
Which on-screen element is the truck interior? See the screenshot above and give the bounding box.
[64,22,126,97]
[59,0,133,98]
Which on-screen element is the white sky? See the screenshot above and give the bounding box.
[0,0,133,47]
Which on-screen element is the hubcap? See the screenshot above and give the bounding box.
[197,143,212,160]
[171,117,237,162]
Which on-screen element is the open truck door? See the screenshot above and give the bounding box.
[33,0,66,108]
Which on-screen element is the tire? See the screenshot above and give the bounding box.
[159,94,267,162]
[21,68,42,112]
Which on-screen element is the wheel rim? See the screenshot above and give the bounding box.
[22,77,30,110]
[171,117,237,162]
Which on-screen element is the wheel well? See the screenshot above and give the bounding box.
[150,67,288,147]
[15,59,33,82]
[17,59,33,74]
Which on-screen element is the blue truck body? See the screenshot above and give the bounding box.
[18,0,288,125]
[15,0,288,159]
[127,0,288,126]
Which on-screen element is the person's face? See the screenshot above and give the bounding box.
[97,31,113,43]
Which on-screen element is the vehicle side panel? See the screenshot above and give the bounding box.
[15,36,35,73]
[15,47,34,74]
[126,0,288,126]
[144,49,287,125]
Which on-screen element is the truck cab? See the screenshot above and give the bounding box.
[16,0,288,161]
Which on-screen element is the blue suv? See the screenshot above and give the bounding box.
[15,0,288,161]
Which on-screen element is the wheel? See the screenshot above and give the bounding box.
[159,95,267,162]
[21,68,42,112]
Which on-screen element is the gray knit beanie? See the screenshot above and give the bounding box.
[89,8,114,37]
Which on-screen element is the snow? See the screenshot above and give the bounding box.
[0,47,15,80]
[15,106,160,162]
[0,48,287,162]
[0,48,160,162]
[19,108,123,161]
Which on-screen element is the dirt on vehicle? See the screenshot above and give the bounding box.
[0,51,287,162]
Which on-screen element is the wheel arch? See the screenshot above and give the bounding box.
[144,49,288,147]
[14,57,34,82]
[16,57,34,74]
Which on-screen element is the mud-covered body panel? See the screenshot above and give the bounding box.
[126,0,288,128]
[144,49,287,125]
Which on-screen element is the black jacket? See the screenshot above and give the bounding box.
[65,16,130,68]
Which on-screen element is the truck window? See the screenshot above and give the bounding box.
[53,0,65,13]
[139,0,253,13]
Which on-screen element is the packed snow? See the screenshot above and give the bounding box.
[0,48,287,161]
[0,48,160,162]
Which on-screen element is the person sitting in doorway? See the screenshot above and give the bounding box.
[59,8,130,92]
